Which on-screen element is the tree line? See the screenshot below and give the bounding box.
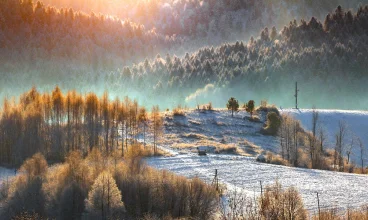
[278,109,366,173]
[0,151,218,219]
[0,86,163,166]
[2,151,367,219]
[40,0,363,46]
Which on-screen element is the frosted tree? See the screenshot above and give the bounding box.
[151,105,163,154]
[334,121,346,171]
[87,171,125,219]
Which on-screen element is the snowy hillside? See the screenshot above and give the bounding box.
[162,108,368,166]
[147,108,368,212]
[282,109,368,165]
[162,109,278,155]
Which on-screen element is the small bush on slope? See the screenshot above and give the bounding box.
[312,206,368,220]
[262,112,281,135]
[220,181,307,220]
[173,105,186,116]
[260,182,307,220]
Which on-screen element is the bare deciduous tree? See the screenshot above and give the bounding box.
[358,138,365,173]
[151,106,163,155]
[334,121,347,171]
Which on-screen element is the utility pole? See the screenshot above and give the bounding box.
[294,82,299,109]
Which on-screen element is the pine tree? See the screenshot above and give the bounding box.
[245,100,255,117]
[226,97,239,117]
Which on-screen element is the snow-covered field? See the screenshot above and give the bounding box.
[282,109,368,165]
[146,109,368,212]
[147,153,368,212]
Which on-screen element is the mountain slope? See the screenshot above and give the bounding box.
[120,5,368,109]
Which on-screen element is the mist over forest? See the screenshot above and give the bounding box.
[1,0,368,109]
[2,2,368,219]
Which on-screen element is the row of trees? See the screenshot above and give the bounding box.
[0,150,218,219]
[226,97,255,117]
[278,109,365,172]
[0,87,163,166]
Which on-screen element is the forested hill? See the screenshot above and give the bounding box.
[0,0,179,71]
[2,0,362,72]
[40,0,363,47]
[122,5,368,109]
[1,2,368,109]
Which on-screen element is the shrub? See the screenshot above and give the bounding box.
[173,105,185,116]
[347,206,368,219]
[256,103,280,116]
[219,188,254,219]
[260,181,307,220]
[19,153,48,181]
[207,102,213,111]
[265,152,289,166]
[261,112,281,135]
[188,177,218,219]
[312,208,340,220]
[124,144,155,159]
